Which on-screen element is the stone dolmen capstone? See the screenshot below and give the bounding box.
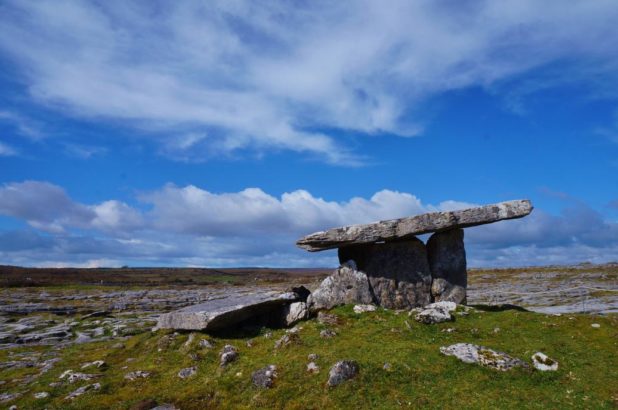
[298,200,532,309]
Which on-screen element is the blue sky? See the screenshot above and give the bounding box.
[0,0,617,268]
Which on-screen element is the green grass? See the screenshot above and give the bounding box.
[2,306,616,409]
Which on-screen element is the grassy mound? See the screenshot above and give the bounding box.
[2,306,616,409]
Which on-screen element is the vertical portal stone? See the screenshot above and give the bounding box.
[427,228,467,304]
[338,238,432,309]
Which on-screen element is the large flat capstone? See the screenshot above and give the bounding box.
[156,291,299,331]
[296,199,532,252]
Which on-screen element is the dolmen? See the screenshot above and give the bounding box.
[156,199,532,331]
[298,199,533,310]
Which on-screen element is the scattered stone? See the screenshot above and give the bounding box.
[125,371,151,381]
[59,370,100,383]
[199,339,214,349]
[307,263,373,312]
[493,328,500,333]
[177,366,197,379]
[111,342,125,349]
[297,200,533,251]
[65,382,101,400]
[156,291,300,331]
[440,343,527,371]
[280,302,308,326]
[0,392,21,403]
[339,239,433,309]
[427,229,467,304]
[81,360,106,370]
[307,362,320,373]
[252,365,278,388]
[383,363,392,371]
[287,326,302,334]
[320,329,337,339]
[274,332,300,349]
[531,352,559,371]
[34,392,50,399]
[308,353,319,361]
[245,339,254,348]
[182,333,196,349]
[263,332,273,339]
[220,345,239,367]
[327,360,359,387]
[415,301,457,324]
[591,323,601,328]
[317,311,340,326]
[441,328,456,333]
[353,304,377,314]
[188,352,201,361]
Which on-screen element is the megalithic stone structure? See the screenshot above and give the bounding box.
[297,200,533,309]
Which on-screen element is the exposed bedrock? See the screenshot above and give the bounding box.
[427,228,467,304]
[338,238,432,309]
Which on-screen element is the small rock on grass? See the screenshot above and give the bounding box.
[328,360,359,387]
[65,382,101,400]
[199,339,214,349]
[177,366,197,379]
[531,352,558,371]
[34,392,50,399]
[307,362,319,373]
[252,365,277,388]
[81,360,106,370]
[415,301,457,324]
[220,345,238,367]
[353,304,377,314]
[317,312,340,326]
[274,333,300,349]
[440,343,527,371]
[308,353,318,361]
[59,370,100,383]
[320,329,337,338]
[125,370,151,381]
[591,323,601,328]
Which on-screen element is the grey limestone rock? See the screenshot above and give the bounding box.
[531,352,558,371]
[156,291,299,331]
[427,229,467,304]
[280,302,308,327]
[177,366,197,379]
[327,360,359,387]
[307,264,373,313]
[440,343,528,371]
[220,345,238,367]
[339,239,432,309]
[297,200,533,251]
[125,370,151,381]
[415,301,457,324]
[252,365,277,388]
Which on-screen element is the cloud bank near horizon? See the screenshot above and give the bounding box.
[1,180,616,268]
[1,1,618,163]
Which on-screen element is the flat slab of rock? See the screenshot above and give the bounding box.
[156,291,299,331]
[297,200,532,251]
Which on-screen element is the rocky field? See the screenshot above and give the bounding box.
[0,263,616,409]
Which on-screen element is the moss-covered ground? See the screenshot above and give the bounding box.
[1,305,616,409]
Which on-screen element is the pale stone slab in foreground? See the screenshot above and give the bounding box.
[156,291,298,331]
[296,199,533,252]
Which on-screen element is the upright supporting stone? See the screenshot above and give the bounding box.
[427,229,467,304]
[338,238,432,309]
